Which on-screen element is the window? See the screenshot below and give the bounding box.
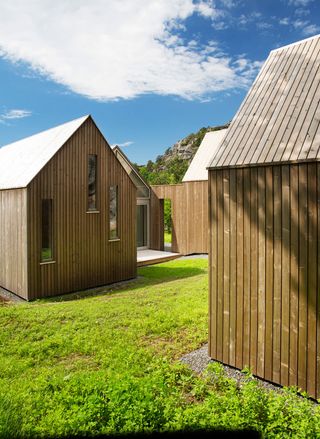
[109,185,118,239]
[88,154,97,211]
[136,203,148,248]
[41,199,53,261]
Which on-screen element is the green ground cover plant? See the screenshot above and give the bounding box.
[0,258,319,438]
[164,231,172,244]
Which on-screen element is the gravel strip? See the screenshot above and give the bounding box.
[0,286,24,303]
[180,343,212,374]
[180,343,301,397]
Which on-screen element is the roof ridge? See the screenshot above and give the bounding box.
[270,33,320,54]
[0,114,90,150]
[208,34,320,168]
[0,114,91,190]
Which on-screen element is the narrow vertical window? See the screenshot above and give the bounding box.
[41,199,53,261]
[88,154,97,211]
[109,185,119,239]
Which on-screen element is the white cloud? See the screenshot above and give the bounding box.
[238,14,249,26]
[195,1,218,18]
[237,11,270,30]
[212,21,228,30]
[302,24,320,35]
[256,22,272,30]
[288,0,313,5]
[115,141,134,148]
[0,109,32,120]
[0,0,259,101]
[279,17,290,25]
[293,19,309,28]
[218,0,236,8]
[294,7,310,15]
[280,16,319,35]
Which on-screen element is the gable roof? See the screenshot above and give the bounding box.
[182,128,227,182]
[209,33,320,169]
[0,115,89,190]
[113,146,150,198]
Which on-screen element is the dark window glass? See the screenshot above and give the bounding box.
[109,185,118,239]
[136,204,148,247]
[88,154,97,210]
[41,199,53,261]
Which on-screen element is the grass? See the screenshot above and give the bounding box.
[0,258,319,438]
[41,247,53,261]
[164,231,171,243]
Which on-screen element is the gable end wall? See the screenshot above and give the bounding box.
[27,118,136,299]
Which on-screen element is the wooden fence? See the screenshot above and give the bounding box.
[151,181,208,255]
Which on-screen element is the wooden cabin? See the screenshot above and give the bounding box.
[113,146,151,249]
[113,130,227,255]
[208,34,320,398]
[151,129,227,255]
[0,115,136,300]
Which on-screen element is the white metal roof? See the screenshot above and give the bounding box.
[182,129,228,182]
[0,115,89,190]
[113,146,150,198]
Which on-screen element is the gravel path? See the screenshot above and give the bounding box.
[0,286,24,303]
[180,343,288,395]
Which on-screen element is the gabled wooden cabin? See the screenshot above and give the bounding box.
[113,146,151,249]
[151,128,227,254]
[208,34,320,398]
[0,115,136,300]
[113,130,227,255]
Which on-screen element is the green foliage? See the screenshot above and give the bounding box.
[0,258,319,437]
[138,157,189,186]
[164,231,172,244]
[137,124,229,185]
[164,199,171,232]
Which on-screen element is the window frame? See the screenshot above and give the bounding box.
[87,154,99,212]
[41,198,54,263]
[109,184,119,241]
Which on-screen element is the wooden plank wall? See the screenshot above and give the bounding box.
[27,118,136,299]
[151,181,208,255]
[209,162,320,399]
[149,189,164,251]
[0,189,28,299]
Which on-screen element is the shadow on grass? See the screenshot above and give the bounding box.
[40,262,207,304]
[138,264,206,281]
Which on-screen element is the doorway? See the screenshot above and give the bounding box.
[164,199,172,251]
[136,201,149,249]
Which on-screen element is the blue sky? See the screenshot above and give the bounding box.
[0,0,319,164]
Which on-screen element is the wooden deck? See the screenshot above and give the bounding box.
[137,249,180,267]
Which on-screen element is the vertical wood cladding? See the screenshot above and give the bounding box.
[27,118,136,299]
[209,162,320,399]
[0,189,28,299]
[149,189,164,251]
[151,181,208,255]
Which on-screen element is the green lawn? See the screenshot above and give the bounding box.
[0,258,319,438]
[164,231,171,243]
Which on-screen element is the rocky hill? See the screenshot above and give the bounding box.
[135,123,229,185]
